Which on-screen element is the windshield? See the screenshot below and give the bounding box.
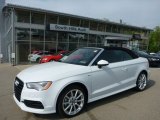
[60,48,101,66]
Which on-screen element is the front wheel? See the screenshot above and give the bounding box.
[57,85,86,117]
[136,72,147,91]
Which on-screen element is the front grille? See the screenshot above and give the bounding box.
[24,100,44,109]
[14,77,24,102]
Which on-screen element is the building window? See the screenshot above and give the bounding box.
[15,9,30,23]
[80,20,89,28]
[46,14,58,24]
[98,23,105,32]
[16,28,30,64]
[31,42,44,56]
[88,34,97,47]
[45,31,57,42]
[31,29,44,41]
[59,16,69,25]
[58,42,69,50]
[88,44,97,47]
[88,34,97,43]
[31,12,44,24]
[30,29,45,63]
[69,33,79,43]
[16,28,30,41]
[90,21,98,31]
[69,43,78,51]
[45,42,57,52]
[97,35,104,44]
[70,18,80,26]
[79,34,88,47]
[106,24,112,32]
[117,27,121,33]
[111,25,118,33]
[58,32,68,42]
[16,41,30,63]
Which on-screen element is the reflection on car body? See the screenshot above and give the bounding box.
[40,50,69,64]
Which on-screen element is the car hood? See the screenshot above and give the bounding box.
[17,62,89,83]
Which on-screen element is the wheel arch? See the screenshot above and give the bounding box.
[55,82,89,111]
[139,70,148,79]
[136,70,148,91]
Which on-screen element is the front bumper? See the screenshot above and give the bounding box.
[13,95,56,114]
[13,83,57,114]
[39,59,48,64]
[28,57,37,62]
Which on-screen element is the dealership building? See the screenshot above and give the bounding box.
[0,0,152,65]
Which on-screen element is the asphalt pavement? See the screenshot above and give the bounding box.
[0,64,160,120]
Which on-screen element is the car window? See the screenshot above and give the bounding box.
[60,48,101,66]
[115,50,133,61]
[93,49,133,65]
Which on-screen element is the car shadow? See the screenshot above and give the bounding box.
[34,113,61,120]
[34,80,155,120]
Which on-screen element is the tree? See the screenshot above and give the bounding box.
[148,26,160,52]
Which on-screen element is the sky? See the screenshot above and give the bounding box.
[6,0,160,29]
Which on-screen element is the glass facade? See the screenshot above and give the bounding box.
[31,12,44,24]
[15,9,30,23]
[46,14,58,24]
[2,7,150,65]
[16,41,30,63]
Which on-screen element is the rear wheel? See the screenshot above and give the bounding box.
[136,72,147,91]
[57,85,87,117]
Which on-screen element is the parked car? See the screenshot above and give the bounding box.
[154,51,160,57]
[134,50,160,67]
[40,50,69,64]
[28,51,53,62]
[149,52,156,55]
[14,47,149,117]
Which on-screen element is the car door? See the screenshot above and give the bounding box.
[90,49,134,100]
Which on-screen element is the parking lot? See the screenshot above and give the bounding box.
[0,64,160,120]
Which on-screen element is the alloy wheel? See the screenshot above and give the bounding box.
[137,73,147,90]
[62,89,85,116]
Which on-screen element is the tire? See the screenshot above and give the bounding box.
[136,72,147,91]
[36,57,40,62]
[57,85,87,117]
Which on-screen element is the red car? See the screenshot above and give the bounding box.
[40,51,69,63]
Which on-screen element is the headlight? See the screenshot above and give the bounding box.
[43,58,48,61]
[149,58,159,61]
[26,81,52,91]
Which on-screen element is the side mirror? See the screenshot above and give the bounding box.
[97,60,109,68]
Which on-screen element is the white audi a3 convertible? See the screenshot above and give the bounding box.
[13,47,149,117]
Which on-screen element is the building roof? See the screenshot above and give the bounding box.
[4,0,152,31]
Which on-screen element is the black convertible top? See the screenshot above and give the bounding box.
[100,46,139,59]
